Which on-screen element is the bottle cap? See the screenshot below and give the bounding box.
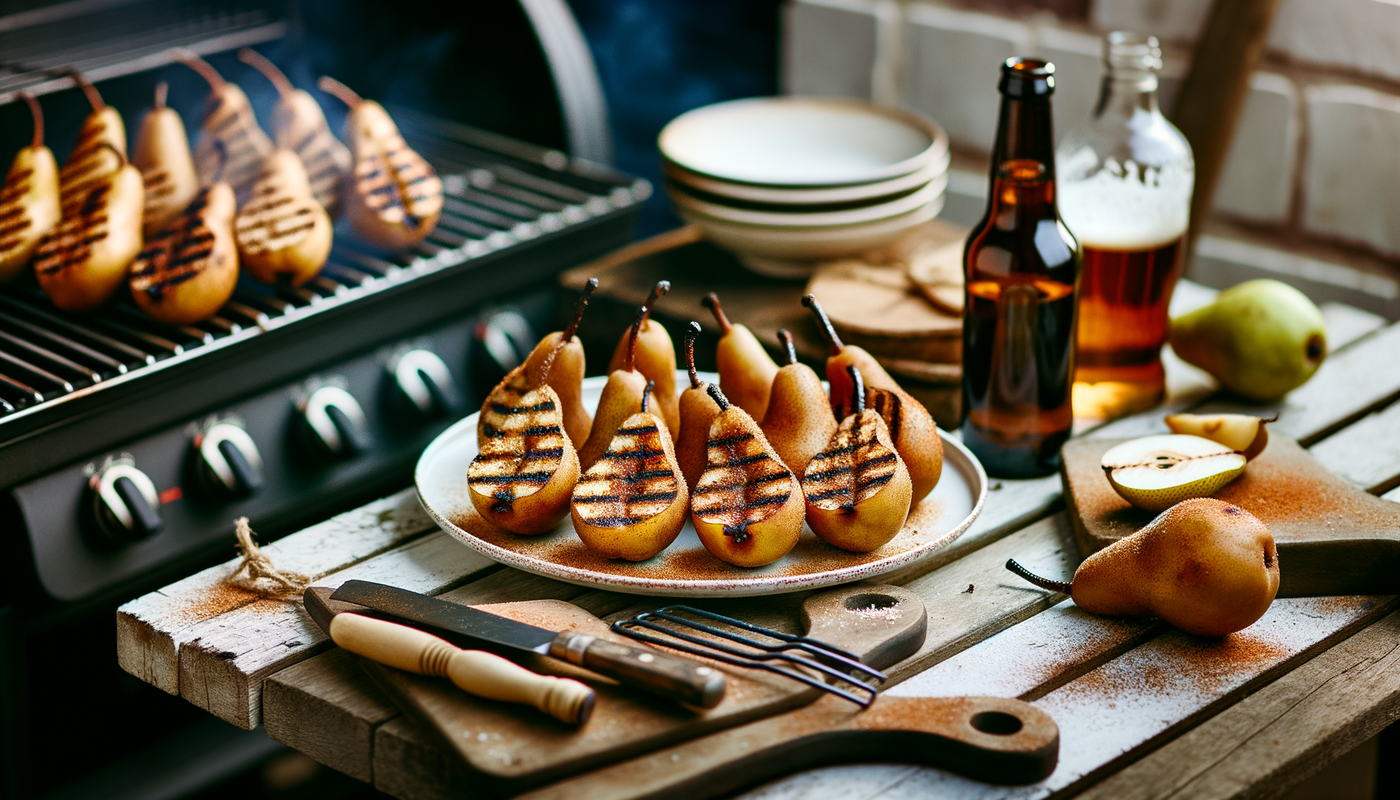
[999,58,1055,99]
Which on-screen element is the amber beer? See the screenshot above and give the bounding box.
[961,59,1082,479]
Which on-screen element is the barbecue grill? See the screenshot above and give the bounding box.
[0,2,640,797]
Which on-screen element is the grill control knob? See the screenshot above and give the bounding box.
[91,464,162,542]
[302,386,372,458]
[196,422,264,497]
[392,349,461,418]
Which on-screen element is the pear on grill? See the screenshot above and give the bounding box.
[35,74,144,311]
[133,82,200,237]
[129,182,238,324]
[468,337,581,535]
[238,48,350,216]
[0,93,60,283]
[802,366,912,553]
[234,149,333,286]
[691,385,804,568]
[571,381,688,561]
[318,76,442,251]
[173,49,275,202]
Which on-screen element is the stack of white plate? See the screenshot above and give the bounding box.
[660,97,950,278]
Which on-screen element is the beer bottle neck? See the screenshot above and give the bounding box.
[990,96,1056,182]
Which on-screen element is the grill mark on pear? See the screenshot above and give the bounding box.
[468,380,568,509]
[802,413,899,510]
[572,412,682,529]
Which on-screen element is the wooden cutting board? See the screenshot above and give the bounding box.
[348,584,930,795]
[1062,434,1400,596]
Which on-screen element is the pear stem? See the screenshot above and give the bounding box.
[562,278,597,343]
[20,93,42,148]
[706,383,731,412]
[154,81,168,110]
[68,71,104,112]
[1005,559,1073,595]
[172,49,226,91]
[317,76,362,109]
[639,280,670,328]
[624,302,646,372]
[702,292,733,334]
[777,329,798,366]
[238,48,295,98]
[685,321,702,389]
[802,294,844,356]
[847,365,865,415]
[640,380,654,414]
[94,142,126,169]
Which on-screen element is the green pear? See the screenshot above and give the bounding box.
[1007,497,1280,637]
[1170,280,1326,402]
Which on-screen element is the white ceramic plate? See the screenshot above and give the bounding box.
[417,373,986,597]
[664,147,950,206]
[659,97,948,187]
[666,173,948,228]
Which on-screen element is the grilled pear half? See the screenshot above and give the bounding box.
[238,49,350,215]
[0,93,60,283]
[134,82,200,237]
[58,73,126,219]
[235,149,333,286]
[691,385,804,568]
[129,182,238,324]
[802,367,912,553]
[319,76,442,251]
[571,382,688,561]
[468,342,581,535]
[35,152,143,311]
[174,49,275,201]
[676,321,722,493]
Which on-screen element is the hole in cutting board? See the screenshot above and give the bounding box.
[843,593,900,612]
[971,711,1023,736]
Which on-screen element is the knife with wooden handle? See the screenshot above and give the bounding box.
[304,587,595,724]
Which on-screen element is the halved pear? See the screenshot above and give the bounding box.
[1101,434,1246,513]
[1164,413,1274,461]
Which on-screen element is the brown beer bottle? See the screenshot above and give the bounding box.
[961,58,1082,478]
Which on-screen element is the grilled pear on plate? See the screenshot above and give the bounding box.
[571,381,689,561]
[238,48,350,215]
[691,385,804,568]
[804,294,943,504]
[468,337,581,535]
[760,328,837,475]
[676,321,721,493]
[133,82,200,237]
[35,74,144,311]
[577,304,651,471]
[0,93,60,283]
[234,149,332,286]
[703,292,778,420]
[507,278,597,449]
[173,48,274,201]
[607,281,680,439]
[802,366,912,553]
[129,182,238,323]
[318,76,442,251]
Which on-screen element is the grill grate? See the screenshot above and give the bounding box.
[0,116,650,422]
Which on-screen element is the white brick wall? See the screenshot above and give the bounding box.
[902,3,1030,152]
[1213,72,1299,225]
[782,0,883,99]
[1091,0,1210,44]
[1301,84,1400,258]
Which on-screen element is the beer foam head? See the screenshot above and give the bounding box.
[1058,158,1191,251]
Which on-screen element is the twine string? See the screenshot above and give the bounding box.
[227,517,309,596]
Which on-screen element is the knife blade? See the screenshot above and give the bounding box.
[330,580,727,708]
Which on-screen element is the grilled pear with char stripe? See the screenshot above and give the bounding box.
[802,367,912,553]
[578,304,650,471]
[692,385,804,568]
[58,73,126,219]
[571,382,688,561]
[677,321,721,493]
[469,377,579,535]
[134,82,200,237]
[319,76,442,251]
[513,278,597,448]
[804,294,942,504]
[35,150,144,311]
[174,49,275,202]
[608,281,680,440]
[0,93,60,283]
[129,182,238,324]
[235,149,332,286]
[704,292,779,421]
[760,328,837,476]
[238,49,350,216]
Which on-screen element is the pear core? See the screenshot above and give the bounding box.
[1102,434,1246,513]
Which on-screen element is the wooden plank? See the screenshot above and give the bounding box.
[1072,609,1400,800]
[116,488,433,694]
[179,532,494,729]
[374,715,469,800]
[1320,302,1388,351]
[1309,397,1400,495]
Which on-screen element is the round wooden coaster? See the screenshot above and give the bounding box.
[906,239,964,315]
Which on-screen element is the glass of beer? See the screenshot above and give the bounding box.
[1057,32,1194,419]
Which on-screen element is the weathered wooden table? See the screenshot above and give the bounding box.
[116,267,1400,799]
